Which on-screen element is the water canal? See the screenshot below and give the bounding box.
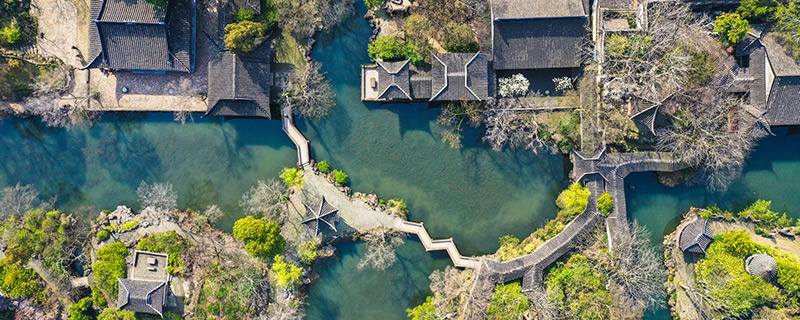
[0,1,798,319]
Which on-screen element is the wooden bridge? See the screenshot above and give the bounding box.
[393,219,482,269]
[281,106,312,169]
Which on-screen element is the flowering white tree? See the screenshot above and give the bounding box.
[0,183,39,218]
[498,74,529,97]
[553,77,574,91]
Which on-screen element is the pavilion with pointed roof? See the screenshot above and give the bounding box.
[302,196,340,236]
[678,218,715,254]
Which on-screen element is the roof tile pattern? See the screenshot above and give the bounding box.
[431,53,489,101]
[766,76,800,126]
[98,0,166,23]
[678,218,714,254]
[206,40,272,118]
[117,278,168,316]
[493,18,586,70]
[492,0,586,19]
[376,60,412,100]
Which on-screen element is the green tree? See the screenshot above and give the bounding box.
[97,229,110,242]
[442,23,478,53]
[737,0,779,23]
[224,21,267,54]
[0,259,45,302]
[92,242,128,298]
[486,282,530,320]
[556,183,591,219]
[317,160,331,173]
[332,170,349,185]
[234,8,256,23]
[272,255,302,287]
[97,308,135,320]
[297,239,319,264]
[137,230,190,275]
[68,297,96,320]
[279,167,304,188]
[775,2,800,59]
[545,254,612,319]
[714,13,750,45]
[232,216,286,259]
[368,36,407,61]
[597,192,613,217]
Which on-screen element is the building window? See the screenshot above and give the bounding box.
[737,55,750,68]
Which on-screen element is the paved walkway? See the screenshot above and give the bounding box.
[393,220,481,268]
[282,106,311,168]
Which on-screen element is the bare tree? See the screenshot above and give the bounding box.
[0,183,40,218]
[483,98,548,152]
[607,221,668,313]
[236,267,271,307]
[22,64,95,129]
[357,231,404,271]
[240,179,287,221]
[656,87,767,191]
[136,181,178,212]
[203,204,225,224]
[264,299,306,320]
[173,111,194,124]
[288,61,336,120]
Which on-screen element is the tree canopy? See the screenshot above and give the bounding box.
[92,242,128,299]
[714,13,749,45]
[486,282,530,320]
[232,216,286,260]
[272,255,302,287]
[224,21,267,54]
[442,23,478,53]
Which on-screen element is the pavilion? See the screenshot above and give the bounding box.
[302,196,340,236]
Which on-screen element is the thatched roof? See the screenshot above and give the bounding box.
[746,253,777,281]
[678,218,714,254]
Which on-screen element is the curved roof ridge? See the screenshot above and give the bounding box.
[464,52,482,101]
[430,55,448,101]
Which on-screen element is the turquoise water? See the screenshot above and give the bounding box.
[0,114,297,230]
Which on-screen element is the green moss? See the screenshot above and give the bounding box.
[119,220,137,230]
[136,230,190,275]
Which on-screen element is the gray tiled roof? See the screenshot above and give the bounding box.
[86,0,194,72]
[98,0,166,23]
[492,0,586,20]
[631,104,659,134]
[431,53,489,101]
[763,32,800,77]
[376,60,412,100]
[746,253,778,281]
[598,0,637,10]
[206,40,272,118]
[117,278,168,317]
[678,218,714,254]
[493,18,586,70]
[766,76,800,126]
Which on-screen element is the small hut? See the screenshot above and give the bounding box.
[678,218,715,254]
[746,253,778,281]
[302,196,339,236]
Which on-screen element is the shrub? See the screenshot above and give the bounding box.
[317,160,331,173]
[91,286,107,308]
[234,8,256,23]
[143,0,167,7]
[775,3,800,60]
[332,170,349,185]
[224,21,267,54]
[365,0,383,8]
[137,230,190,275]
[486,282,529,320]
[232,216,286,259]
[0,21,21,46]
[68,297,95,320]
[97,308,135,320]
[279,167,304,188]
[368,36,406,61]
[406,296,437,320]
[606,34,654,58]
[714,13,749,45]
[442,22,478,53]
[498,74,529,97]
[272,254,303,287]
[597,192,613,217]
[737,0,779,23]
[119,220,137,230]
[92,242,128,298]
[5,210,77,281]
[97,229,110,241]
[404,15,432,41]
